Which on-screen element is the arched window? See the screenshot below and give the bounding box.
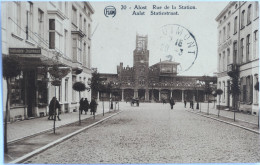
[241,10,245,28]
[247,4,252,24]
[234,16,238,33]
[240,38,244,63]
[246,34,250,62]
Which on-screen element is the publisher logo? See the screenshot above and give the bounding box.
[104,6,116,18]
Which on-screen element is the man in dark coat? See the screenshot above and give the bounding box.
[190,100,194,109]
[48,97,61,121]
[184,100,187,108]
[79,98,84,114]
[169,97,175,110]
[90,98,98,115]
[83,98,89,115]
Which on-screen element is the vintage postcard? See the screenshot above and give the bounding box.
[1,1,259,164]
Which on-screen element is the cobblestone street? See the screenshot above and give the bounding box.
[24,103,260,163]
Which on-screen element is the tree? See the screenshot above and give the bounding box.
[90,70,102,99]
[73,81,86,125]
[2,55,21,153]
[227,67,240,111]
[216,88,223,117]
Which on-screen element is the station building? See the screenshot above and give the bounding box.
[98,35,217,103]
[1,1,94,121]
[216,1,259,114]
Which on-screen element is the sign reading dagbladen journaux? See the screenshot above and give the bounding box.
[9,48,41,54]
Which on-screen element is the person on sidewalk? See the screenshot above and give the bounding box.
[83,98,89,115]
[79,98,84,114]
[190,100,194,110]
[169,97,175,110]
[90,98,98,115]
[48,97,61,121]
[184,100,187,108]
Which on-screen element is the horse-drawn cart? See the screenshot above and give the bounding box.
[131,98,139,107]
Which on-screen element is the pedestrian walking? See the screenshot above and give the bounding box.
[83,98,89,115]
[190,100,194,109]
[184,100,187,108]
[169,97,175,110]
[79,98,84,114]
[90,98,98,115]
[48,97,61,121]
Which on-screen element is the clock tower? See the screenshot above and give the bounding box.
[133,34,149,100]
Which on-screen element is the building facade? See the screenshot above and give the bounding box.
[216,1,259,114]
[98,34,217,103]
[1,1,94,121]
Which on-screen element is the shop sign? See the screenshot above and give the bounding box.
[218,39,232,52]
[9,48,41,54]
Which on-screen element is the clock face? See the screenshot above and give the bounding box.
[137,40,145,51]
[159,24,198,73]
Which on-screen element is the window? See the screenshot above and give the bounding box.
[223,51,226,71]
[254,30,258,41]
[84,19,87,34]
[49,19,55,49]
[248,4,252,24]
[240,38,244,63]
[77,39,82,63]
[38,9,44,44]
[26,2,33,40]
[72,6,77,26]
[79,14,82,30]
[227,48,230,65]
[233,41,238,64]
[246,34,250,62]
[88,23,91,39]
[64,30,68,56]
[219,31,222,43]
[88,46,91,67]
[223,27,226,41]
[223,81,225,102]
[234,16,237,34]
[254,30,258,59]
[219,53,222,72]
[227,22,230,38]
[10,73,25,107]
[255,2,259,18]
[12,2,21,35]
[72,75,76,102]
[65,79,68,102]
[241,10,245,29]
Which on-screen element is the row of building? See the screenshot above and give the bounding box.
[1,1,94,121]
[1,1,259,122]
[216,1,259,115]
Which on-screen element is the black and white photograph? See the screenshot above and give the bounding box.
[1,1,260,164]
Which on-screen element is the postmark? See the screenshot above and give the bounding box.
[159,24,198,73]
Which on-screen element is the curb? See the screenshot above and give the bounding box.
[186,110,259,134]
[7,111,111,145]
[9,111,122,164]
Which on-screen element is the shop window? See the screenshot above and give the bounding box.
[37,81,48,105]
[10,73,25,107]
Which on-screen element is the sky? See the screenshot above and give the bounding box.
[90,1,229,76]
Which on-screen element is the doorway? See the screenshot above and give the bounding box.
[26,70,36,117]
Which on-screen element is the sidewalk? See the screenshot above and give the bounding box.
[196,102,259,125]
[6,101,122,143]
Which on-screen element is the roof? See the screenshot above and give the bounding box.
[215,2,236,21]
